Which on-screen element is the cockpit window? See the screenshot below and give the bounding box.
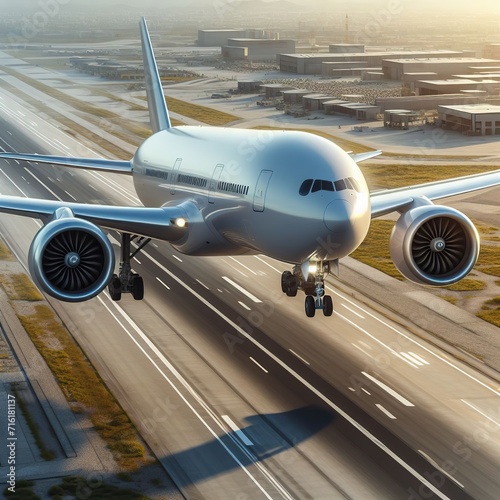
[299,179,313,196]
[322,180,334,192]
[311,179,322,193]
[300,177,358,195]
[334,179,347,191]
[349,177,361,192]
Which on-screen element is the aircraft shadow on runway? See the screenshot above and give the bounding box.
[163,405,335,488]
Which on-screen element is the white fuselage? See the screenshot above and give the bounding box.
[132,126,371,265]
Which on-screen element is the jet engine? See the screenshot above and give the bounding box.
[389,204,480,286]
[28,211,115,302]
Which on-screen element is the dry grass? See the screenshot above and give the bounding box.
[445,279,487,292]
[17,303,149,471]
[0,241,14,261]
[164,95,240,125]
[0,274,43,301]
[476,245,500,278]
[477,297,500,327]
[359,164,499,190]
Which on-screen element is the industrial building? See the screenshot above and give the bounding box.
[382,58,500,80]
[197,29,274,47]
[438,104,500,135]
[222,38,295,61]
[278,50,466,75]
[415,79,500,96]
[376,94,485,112]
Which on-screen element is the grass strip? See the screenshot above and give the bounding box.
[0,274,43,301]
[48,476,148,499]
[16,303,148,471]
[163,95,240,125]
[11,385,55,461]
[0,240,14,261]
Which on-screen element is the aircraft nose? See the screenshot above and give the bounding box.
[323,199,354,233]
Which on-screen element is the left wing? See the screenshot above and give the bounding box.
[370,169,500,218]
[0,153,132,174]
[0,195,188,241]
[349,150,382,163]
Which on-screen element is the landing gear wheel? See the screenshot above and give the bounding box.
[323,295,333,317]
[109,275,122,302]
[132,275,144,301]
[305,296,316,318]
[281,271,298,297]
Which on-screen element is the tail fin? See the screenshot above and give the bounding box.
[140,17,172,132]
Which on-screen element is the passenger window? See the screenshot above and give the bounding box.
[322,180,335,191]
[299,179,313,196]
[311,179,322,193]
[334,179,347,191]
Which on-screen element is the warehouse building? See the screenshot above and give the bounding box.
[197,30,246,47]
[278,50,465,75]
[376,94,484,112]
[222,38,295,61]
[415,79,500,96]
[382,58,500,80]
[438,104,500,135]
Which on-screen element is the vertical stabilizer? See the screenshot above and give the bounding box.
[140,17,172,132]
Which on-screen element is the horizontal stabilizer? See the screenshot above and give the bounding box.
[0,153,132,175]
[349,150,382,163]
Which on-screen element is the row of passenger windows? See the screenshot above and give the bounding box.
[145,168,169,180]
[299,177,361,196]
[178,173,208,188]
[217,180,250,195]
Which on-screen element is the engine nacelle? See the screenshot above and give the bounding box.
[28,216,115,302]
[390,205,480,286]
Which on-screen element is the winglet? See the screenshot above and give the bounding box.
[349,150,382,163]
[140,17,171,132]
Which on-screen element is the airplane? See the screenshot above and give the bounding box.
[0,18,499,318]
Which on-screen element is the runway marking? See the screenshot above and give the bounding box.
[88,183,98,191]
[222,415,254,446]
[361,388,371,396]
[362,372,415,407]
[172,254,183,263]
[222,276,262,303]
[23,167,61,200]
[419,450,465,489]
[133,258,141,265]
[400,352,423,368]
[341,303,365,319]
[64,190,76,201]
[196,279,209,290]
[96,295,285,499]
[328,286,500,397]
[249,357,268,373]
[289,349,310,366]
[376,404,396,420]
[229,256,257,275]
[0,168,29,196]
[461,399,500,427]
[254,255,281,273]
[155,277,170,290]
[352,343,375,360]
[238,301,251,311]
[138,248,453,499]
[408,352,430,365]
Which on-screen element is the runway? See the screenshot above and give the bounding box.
[0,87,499,499]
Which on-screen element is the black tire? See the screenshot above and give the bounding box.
[323,295,333,317]
[109,275,122,302]
[305,296,316,318]
[281,271,291,293]
[132,275,144,301]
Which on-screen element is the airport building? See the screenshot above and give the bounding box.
[198,29,275,47]
[382,58,500,81]
[376,94,484,112]
[222,38,295,61]
[438,104,500,135]
[415,79,500,96]
[278,50,465,75]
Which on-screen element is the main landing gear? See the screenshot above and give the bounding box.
[281,261,333,318]
[108,233,150,301]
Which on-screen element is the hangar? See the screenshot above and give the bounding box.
[438,104,500,135]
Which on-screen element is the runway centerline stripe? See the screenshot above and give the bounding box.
[222,276,262,303]
[362,372,415,407]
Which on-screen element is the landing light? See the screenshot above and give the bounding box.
[309,264,317,274]
[174,217,187,228]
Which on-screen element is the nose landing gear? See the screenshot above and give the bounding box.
[281,260,334,318]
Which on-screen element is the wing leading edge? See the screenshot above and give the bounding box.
[370,169,500,218]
